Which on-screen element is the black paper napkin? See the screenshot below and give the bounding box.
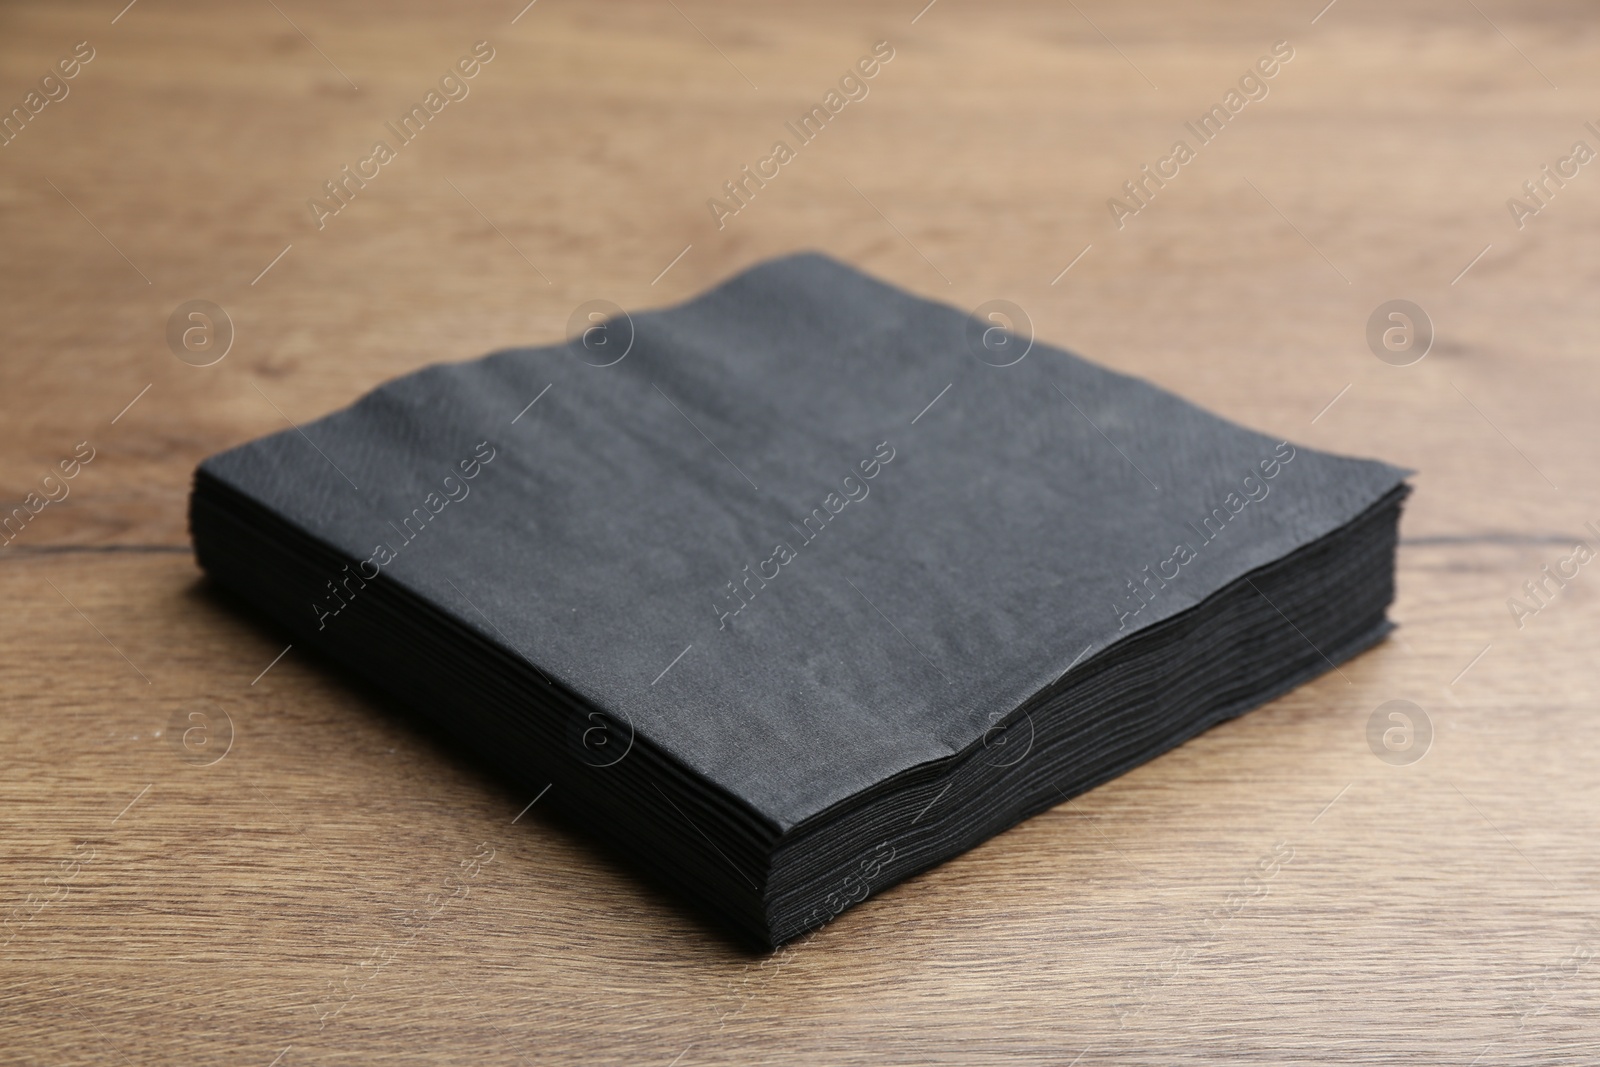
[191,252,1407,946]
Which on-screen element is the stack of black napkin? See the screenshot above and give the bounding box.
[191,253,1407,948]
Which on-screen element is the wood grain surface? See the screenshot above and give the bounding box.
[4,0,1599,1063]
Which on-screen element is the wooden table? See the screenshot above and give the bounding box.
[4,1,1598,1062]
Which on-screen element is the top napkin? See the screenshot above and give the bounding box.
[199,252,1407,830]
